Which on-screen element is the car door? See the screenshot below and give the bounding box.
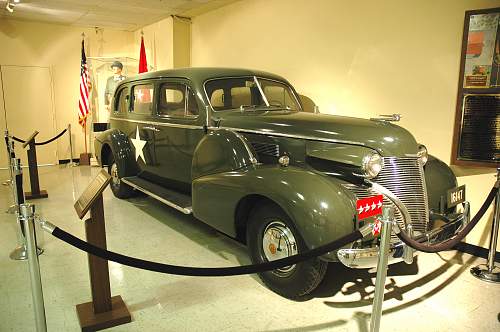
[149,79,204,193]
[125,81,157,175]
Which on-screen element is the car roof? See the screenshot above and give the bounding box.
[118,67,289,85]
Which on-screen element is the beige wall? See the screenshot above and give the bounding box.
[134,16,191,71]
[134,17,174,71]
[191,0,499,249]
[0,18,134,160]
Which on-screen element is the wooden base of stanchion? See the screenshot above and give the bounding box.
[25,190,48,200]
[79,153,91,166]
[76,295,131,332]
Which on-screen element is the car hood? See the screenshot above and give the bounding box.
[217,110,420,157]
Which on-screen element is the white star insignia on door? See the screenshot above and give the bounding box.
[131,126,147,163]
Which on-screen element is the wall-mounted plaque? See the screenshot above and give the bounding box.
[452,7,500,167]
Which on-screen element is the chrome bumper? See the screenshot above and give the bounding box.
[337,201,470,269]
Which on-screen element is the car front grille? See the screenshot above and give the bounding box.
[344,157,429,236]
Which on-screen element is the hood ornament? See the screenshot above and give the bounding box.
[370,114,401,122]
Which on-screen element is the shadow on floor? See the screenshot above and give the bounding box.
[123,195,475,327]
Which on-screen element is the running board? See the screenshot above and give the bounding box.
[121,176,192,214]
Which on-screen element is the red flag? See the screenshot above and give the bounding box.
[139,36,148,74]
[78,39,90,127]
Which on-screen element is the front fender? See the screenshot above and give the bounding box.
[95,129,139,177]
[192,164,357,249]
[424,155,458,213]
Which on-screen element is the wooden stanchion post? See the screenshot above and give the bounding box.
[22,131,48,200]
[74,170,131,331]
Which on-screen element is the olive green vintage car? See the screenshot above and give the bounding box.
[95,68,469,299]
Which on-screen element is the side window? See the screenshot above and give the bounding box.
[114,87,129,113]
[131,84,154,114]
[158,83,198,117]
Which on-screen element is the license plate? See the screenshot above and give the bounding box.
[447,185,465,208]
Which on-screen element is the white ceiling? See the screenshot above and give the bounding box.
[0,0,239,31]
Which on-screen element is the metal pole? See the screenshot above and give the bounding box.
[9,158,27,260]
[68,123,76,167]
[370,206,394,332]
[3,129,13,186]
[20,203,47,332]
[5,135,16,213]
[470,168,500,282]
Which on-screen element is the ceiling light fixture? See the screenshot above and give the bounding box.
[5,1,14,13]
[13,0,20,3]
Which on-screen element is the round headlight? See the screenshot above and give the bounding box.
[417,145,428,165]
[362,153,383,179]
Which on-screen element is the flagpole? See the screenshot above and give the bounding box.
[79,32,91,166]
[84,121,87,155]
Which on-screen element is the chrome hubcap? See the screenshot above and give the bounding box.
[262,221,298,276]
[110,163,120,186]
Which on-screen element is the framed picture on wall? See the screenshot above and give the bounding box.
[452,7,500,167]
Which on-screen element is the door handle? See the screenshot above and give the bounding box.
[143,126,160,132]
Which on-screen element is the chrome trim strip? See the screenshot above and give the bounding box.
[213,126,366,146]
[418,160,431,227]
[231,130,258,165]
[121,178,193,214]
[110,117,203,130]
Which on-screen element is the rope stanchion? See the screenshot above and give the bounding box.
[394,186,498,253]
[11,128,68,146]
[40,221,368,277]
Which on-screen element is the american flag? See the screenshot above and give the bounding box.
[78,39,90,127]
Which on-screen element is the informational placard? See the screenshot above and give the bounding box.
[452,7,500,167]
[463,13,500,88]
[74,169,111,219]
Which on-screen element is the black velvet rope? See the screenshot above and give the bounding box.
[51,226,363,276]
[396,186,498,253]
[12,128,68,146]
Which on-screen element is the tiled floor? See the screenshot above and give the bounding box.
[0,165,499,331]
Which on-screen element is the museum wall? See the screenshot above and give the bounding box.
[133,16,191,71]
[0,18,134,163]
[191,0,499,250]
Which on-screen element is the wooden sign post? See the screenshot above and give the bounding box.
[22,131,48,200]
[74,169,131,331]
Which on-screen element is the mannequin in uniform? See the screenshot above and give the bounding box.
[104,61,126,110]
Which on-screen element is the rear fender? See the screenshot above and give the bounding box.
[96,129,139,177]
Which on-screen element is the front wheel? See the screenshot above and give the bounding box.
[246,202,327,300]
[107,158,135,199]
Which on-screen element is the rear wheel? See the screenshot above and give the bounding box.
[247,202,327,300]
[107,157,135,198]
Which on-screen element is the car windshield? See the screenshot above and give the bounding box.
[205,76,302,112]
